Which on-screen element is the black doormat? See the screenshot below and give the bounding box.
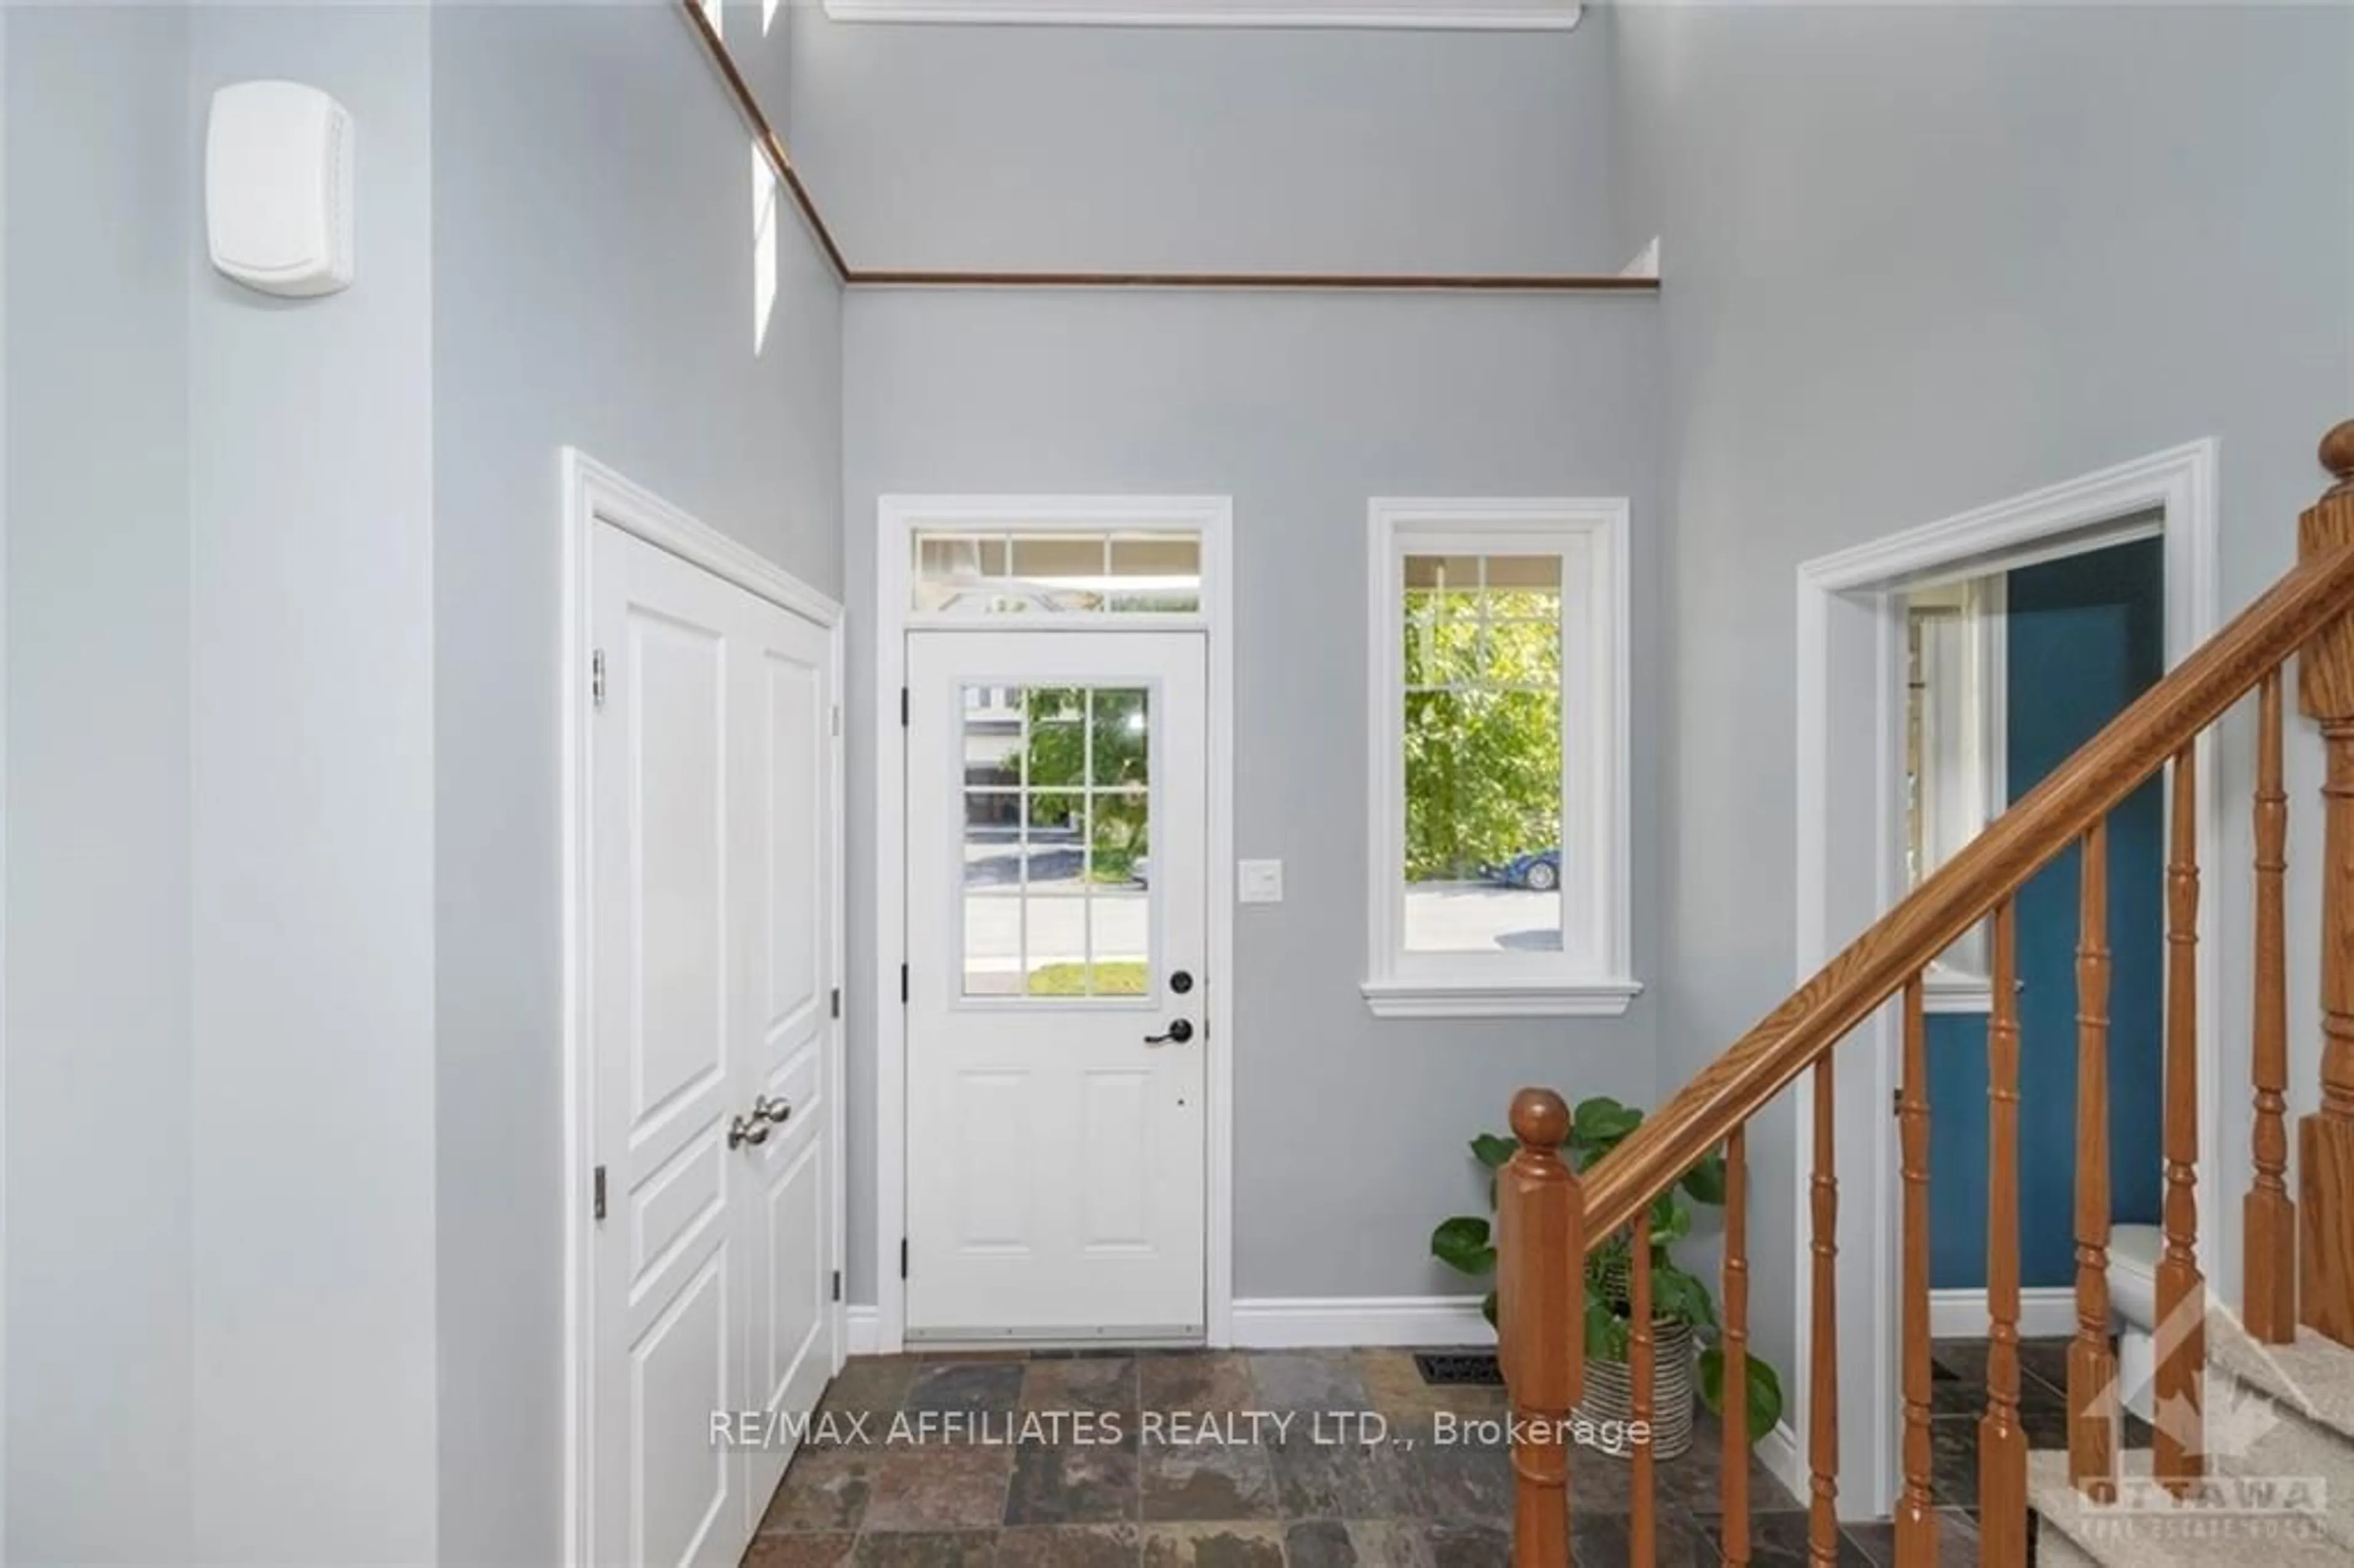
[1414,1350,1504,1386]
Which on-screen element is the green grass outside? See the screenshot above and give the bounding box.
[1026,961,1149,997]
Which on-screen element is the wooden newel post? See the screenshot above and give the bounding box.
[1498,1087,1583,1568]
[2299,421,2354,1347]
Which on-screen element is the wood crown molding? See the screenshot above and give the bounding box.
[678,0,1653,295]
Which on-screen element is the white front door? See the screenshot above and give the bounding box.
[905,631,1208,1339]
[589,521,840,1568]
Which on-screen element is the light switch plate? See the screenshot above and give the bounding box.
[1238,859,1284,905]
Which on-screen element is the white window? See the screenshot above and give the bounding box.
[751,143,778,354]
[1363,499,1637,1018]
[1905,577,2005,1011]
[910,528,1203,617]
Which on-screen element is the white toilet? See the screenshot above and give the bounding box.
[2108,1222,2163,1420]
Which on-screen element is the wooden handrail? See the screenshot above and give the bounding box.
[1581,538,2354,1243]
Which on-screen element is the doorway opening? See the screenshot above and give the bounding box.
[1791,441,2220,1518]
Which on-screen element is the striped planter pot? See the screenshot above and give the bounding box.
[1572,1318,1697,1461]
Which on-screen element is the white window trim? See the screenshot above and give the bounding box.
[751,142,779,356]
[1908,578,2007,1015]
[1362,498,1637,1020]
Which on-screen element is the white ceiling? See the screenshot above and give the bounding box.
[821,0,1583,30]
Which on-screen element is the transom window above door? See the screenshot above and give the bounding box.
[914,529,1203,616]
[1363,500,1638,1019]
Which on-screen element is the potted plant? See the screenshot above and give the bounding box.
[1430,1094,1785,1460]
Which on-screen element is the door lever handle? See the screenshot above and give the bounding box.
[1145,1019,1195,1047]
[755,1094,793,1127]
[727,1112,771,1150]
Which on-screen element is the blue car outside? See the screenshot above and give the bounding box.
[1479,850,1560,892]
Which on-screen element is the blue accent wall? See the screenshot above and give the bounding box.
[1929,537,2166,1292]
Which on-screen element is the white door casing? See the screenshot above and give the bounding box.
[1791,440,2220,1517]
[905,630,1208,1339]
[581,498,842,1568]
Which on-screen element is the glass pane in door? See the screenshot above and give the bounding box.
[956,683,1156,999]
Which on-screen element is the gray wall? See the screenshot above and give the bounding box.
[843,287,1661,1303]
[430,4,844,1562]
[9,5,446,1561]
[4,9,196,1562]
[791,4,1627,274]
[185,8,441,1561]
[1615,0,2354,1498]
[4,2,845,1561]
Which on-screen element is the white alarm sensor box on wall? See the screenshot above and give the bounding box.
[205,81,354,298]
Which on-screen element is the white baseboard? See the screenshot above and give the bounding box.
[1230,1295,1495,1349]
[1758,1418,1805,1503]
[837,1295,1493,1357]
[1930,1286,2078,1340]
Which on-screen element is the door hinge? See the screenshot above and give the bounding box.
[900,687,910,727]
[592,1165,607,1222]
[900,1238,910,1279]
[830,986,842,1020]
[590,649,607,710]
[900,963,910,1004]
[832,704,842,737]
[831,1269,842,1303]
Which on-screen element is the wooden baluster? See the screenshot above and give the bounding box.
[2156,744,2207,1493]
[1722,1125,1752,1568]
[1981,900,2028,1563]
[2302,419,2354,1346]
[2247,671,2298,1342]
[1808,1060,1839,1567]
[2070,821,2119,1498]
[1894,976,1938,1564]
[1630,1212,1656,1568]
[1498,1089,1582,1568]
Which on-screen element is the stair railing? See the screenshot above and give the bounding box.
[1498,421,2354,1567]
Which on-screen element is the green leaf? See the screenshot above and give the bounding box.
[1431,1216,1497,1277]
[1680,1152,1729,1207]
[1584,1296,1629,1363]
[1572,1097,1644,1150]
[1471,1133,1518,1171]
[1647,1190,1693,1245]
[1698,1347,1787,1446]
[1481,1290,1498,1328]
[1638,1262,1713,1328]
[1650,1265,1718,1331]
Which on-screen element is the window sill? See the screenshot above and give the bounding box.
[1921,968,1994,1016]
[1360,978,1644,1020]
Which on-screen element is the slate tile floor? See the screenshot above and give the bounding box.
[744,1339,2119,1565]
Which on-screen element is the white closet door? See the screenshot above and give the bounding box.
[588,521,839,1567]
[731,593,838,1524]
